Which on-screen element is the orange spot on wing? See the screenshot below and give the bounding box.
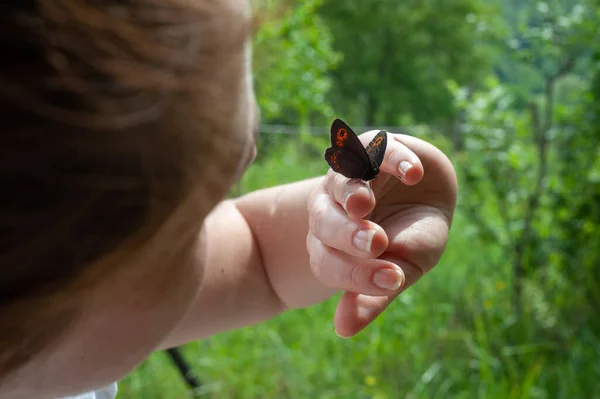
[367,135,384,153]
[336,128,348,146]
[328,150,341,170]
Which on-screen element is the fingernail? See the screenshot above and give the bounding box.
[373,266,404,291]
[399,161,412,176]
[353,228,376,252]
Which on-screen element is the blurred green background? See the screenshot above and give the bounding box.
[118,0,600,397]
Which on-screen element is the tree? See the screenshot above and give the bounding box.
[318,0,496,126]
[453,0,599,321]
[252,0,340,126]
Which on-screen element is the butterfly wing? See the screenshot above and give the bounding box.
[365,130,387,169]
[324,119,371,179]
[325,147,369,179]
[324,119,386,180]
[329,118,371,164]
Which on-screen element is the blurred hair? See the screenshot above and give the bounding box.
[0,0,250,378]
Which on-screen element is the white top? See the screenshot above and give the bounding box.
[61,382,118,399]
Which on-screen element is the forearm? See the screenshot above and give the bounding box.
[159,176,334,348]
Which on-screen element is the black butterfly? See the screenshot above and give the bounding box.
[324,118,387,181]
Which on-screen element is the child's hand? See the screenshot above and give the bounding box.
[307,130,457,338]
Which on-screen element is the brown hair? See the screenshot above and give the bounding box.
[0,0,250,377]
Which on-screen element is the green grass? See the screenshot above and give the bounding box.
[117,136,600,399]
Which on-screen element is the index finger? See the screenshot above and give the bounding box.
[325,171,375,220]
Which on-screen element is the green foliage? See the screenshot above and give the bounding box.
[549,0,600,334]
[449,0,600,393]
[318,0,497,125]
[252,0,341,124]
[496,0,598,105]
[236,131,330,193]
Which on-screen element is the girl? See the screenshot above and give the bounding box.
[0,1,457,398]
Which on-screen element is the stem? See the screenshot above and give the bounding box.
[512,52,580,312]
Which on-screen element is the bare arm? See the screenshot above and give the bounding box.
[159,177,329,348]
[159,133,457,347]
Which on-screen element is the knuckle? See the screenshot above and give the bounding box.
[324,170,338,191]
[310,202,329,235]
[331,173,348,194]
[385,144,401,163]
[309,240,327,281]
[334,172,346,186]
[347,261,363,287]
[338,219,356,246]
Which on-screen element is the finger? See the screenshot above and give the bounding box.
[358,130,425,185]
[324,171,375,220]
[308,192,388,258]
[383,135,424,185]
[332,253,428,338]
[334,292,391,338]
[308,234,403,296]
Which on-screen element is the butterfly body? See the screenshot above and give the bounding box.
[324,118,387,181]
